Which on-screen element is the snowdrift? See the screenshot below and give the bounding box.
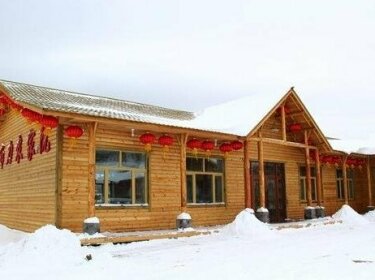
[0,225,84,268]
[0,224,27,246]
[332,205,369,225]
[364,210,375,222]
[221,208,275,238]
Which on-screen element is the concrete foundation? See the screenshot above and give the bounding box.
[255,209,269,223]
[304,207,316,220]
[315,206,325,218]
[83,222,100,235]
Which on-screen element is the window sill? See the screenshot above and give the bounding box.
[95,203,149,209]
[187,202,226,208]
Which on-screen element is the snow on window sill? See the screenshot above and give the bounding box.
[95,203,149,209]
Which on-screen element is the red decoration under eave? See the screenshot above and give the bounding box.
[220,142,233,157]
[158,135,174,147]
[40,115,59,129]
[277,106,291,115]
[289,123,302,133]
[187,139,202,150]
[21,108,42,123]
[201,140,214,151]
[64,125,84,138]
[139,132,156,152]
[231,140,243,151]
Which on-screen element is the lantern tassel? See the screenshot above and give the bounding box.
[162,145,169,160]
[145,143,152,152]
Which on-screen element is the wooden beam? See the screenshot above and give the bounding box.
[244,140,251,208]
[315,150,322,206]
[55,125,63,228]
[367,156,373,207]
[281,105,286,141]
[87,122,98,217]
[258,131,265,209]
[180,133,188,212]
[249,137,317,150]
[342,155,349,205]
[305,131,312,206]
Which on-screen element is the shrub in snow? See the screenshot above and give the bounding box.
[221,208,275,239]
[332,205,369,226]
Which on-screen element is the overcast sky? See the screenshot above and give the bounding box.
[1,0,375,147]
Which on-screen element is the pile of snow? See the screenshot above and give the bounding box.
[364,210,375,222]
[332,205,369,225]
[0,224,27,246]
[0,225,85,268]
[221,208,275,238]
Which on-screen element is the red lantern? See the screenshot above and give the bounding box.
[40,115,58,130]
[231,140,243,151]
[220,142,233,157]
[277,106,291,115]
[187,138,202,156]
[21,108,42,124]
[139,132,156,152]
[346,157,356,168]
[201,140,215,157]
[289,123,302,133]
[65,125,84,138]
[158,135,174,158]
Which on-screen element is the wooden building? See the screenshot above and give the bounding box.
[0,79,374,233]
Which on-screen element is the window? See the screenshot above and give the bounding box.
[186,157,225,204]
[299,166,318,201]
[95,150,147,205]
[336,169,354,200]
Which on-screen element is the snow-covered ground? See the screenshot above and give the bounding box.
[1,206,375,280]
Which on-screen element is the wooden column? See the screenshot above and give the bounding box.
[180,134,188,212]
[244,140,251,208]
[55,125,63,228]
[315,150,322,206]
[367,156,373,207]
[281,104,286,141]
[342,155,348,205]
[87,122,98,217]
[304,131,312,206]
[258,131,265,209]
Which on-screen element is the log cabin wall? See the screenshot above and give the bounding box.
[60,123,245,232]
[0,109,57,232]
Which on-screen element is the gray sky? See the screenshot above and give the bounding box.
[1,0,375,145]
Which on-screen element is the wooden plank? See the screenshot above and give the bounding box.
[180,134,188,212]
[244,140,251,208]
[55,125,63,228]
[87,122,98,218]
[367,156,373,207]
[281,104,286,141]
[305,131,312,206]
[342,155,348,205]
[250,137,317,149]
[258,131,265,208]
[315,149,322,205]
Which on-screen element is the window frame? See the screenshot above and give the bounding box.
[336,169,354,200]
[95,149,149,207]
[299,165,318,202]
[186,156,225,205]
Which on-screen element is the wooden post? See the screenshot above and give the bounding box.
[180,134,188,212]
[342,155,348,205]
[258,131,265,209]
[55,125,63,228]
[87,122,98,217]
[304,131,312,206]
[244,140,251,208]
[281,104,286,141]
[315,149,322,206]
[367,156,373,207]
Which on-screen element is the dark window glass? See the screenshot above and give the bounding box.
[95,171,105,203]
[187,175,193,203]
[96,150,119,166]
[205,158,224,172]
[108,170,132,204]
[215,176,223,202]
[299,166,306,176]
[300,178,306,200]
[135,173,146,204]
[196,175,213,203]
[187,158,203,171]
[336,169,343,179]
[122,152,146,168]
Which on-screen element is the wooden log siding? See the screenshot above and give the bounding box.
[0,110,57,232]
[367,156,373,207]
[59,124,244,232]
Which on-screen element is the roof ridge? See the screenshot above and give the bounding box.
[0,79,194,116]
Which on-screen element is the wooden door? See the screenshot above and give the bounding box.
[251,161,287,223]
